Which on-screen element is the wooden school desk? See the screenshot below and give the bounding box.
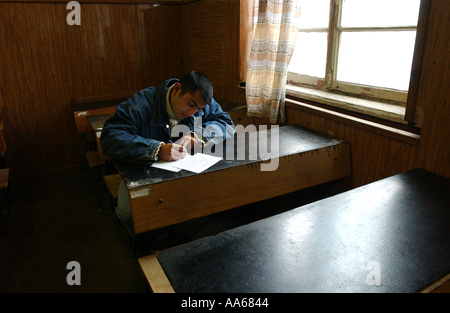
[71,93,132,134]
[71,92,132,154]
[141,169,450,293]
[86,114,114,161]
[114,125,352,235]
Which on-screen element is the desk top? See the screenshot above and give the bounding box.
[86,114,114,131]
[114,125,347,189]
[157,169,450,293]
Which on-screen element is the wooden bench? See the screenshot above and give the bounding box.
[140,169,450,293]
[139,254,175,293]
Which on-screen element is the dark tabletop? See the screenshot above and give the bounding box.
[86,114,114,131]
[158,169,450,293]
[115,125,347,189]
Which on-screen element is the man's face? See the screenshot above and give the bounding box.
[170,83,207,120]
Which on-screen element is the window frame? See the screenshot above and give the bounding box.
[287,0,420,106]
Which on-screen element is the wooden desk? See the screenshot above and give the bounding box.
[115,125,352,235]
[86,114,114,132]
[71,93,131,134]
[70,93,130,155]
[143,169,450,293]
[86,114,114,161]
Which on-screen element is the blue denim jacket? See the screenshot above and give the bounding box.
[100,78,236,163]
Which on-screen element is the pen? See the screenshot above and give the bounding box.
[168,139,186,154]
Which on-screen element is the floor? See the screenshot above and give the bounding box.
[0,167,148,292]
[0,166,332,293]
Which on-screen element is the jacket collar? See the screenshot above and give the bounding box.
[150,78,206,129]
[150,79,178,127]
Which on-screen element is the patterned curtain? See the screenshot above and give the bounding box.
[246,0,301,124]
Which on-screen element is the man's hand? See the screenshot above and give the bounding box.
[178,134,200,151]
[158,143,187,161]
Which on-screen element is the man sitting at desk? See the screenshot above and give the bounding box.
[100,71,235,245]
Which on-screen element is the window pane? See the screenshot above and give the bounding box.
[341,0,421,28]
[298,0,330,29]
[336,31,417,91]
[288,32,328,78]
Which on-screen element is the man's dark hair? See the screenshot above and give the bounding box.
[179,71,213,105]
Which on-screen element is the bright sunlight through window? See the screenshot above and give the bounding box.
[288,0,421,101]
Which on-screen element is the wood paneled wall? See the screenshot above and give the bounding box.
[0,2,183,179]
[2,0,449,189]
[181,0,240,102]
[415,0,450,179]
[285,106,419,187]
[138,4,183,85]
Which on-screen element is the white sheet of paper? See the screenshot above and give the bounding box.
[173,153,222,173]
[151,154,193,172]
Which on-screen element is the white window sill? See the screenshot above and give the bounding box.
[286,85,407,125]
[238,83,419,145]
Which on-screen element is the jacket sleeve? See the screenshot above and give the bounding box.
[100,102,164,162]
[195,99,236,144]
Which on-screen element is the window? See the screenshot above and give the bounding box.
[287,0,422,110]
